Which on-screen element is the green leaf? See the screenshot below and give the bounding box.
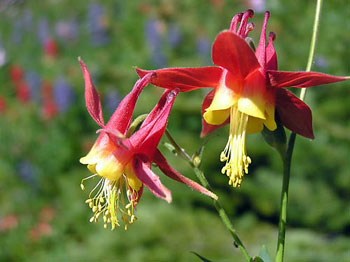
[190,251,213,262]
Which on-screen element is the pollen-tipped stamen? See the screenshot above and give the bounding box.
[81,174,138,230]
[220,106,251,187]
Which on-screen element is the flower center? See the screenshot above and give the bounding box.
[220,106,251,187]
[81,174,138,230]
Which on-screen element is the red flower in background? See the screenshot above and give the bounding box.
[9,64,31,104]
[44,38,58,58]
[136,10,348,187]
[79,59,216,230]
[0,95,7,114]
[41,81,57,120]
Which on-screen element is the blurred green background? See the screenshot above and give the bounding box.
[0,0,349,261]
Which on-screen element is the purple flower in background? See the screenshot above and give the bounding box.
[17,159,37,187]
[314,55,329,70]
[53,76,75,113]
[104,89,121,115]
[25,71,41,103]
[55,18,79,43]
[37,18,50,45]
[196,36,211,65]
[11,19,23,44]
[22,9,33,31]
[87,3,109,46]
[167,23,182,49]
[144,18,167,67]
[246,0,266,13]
[0,36,7,67]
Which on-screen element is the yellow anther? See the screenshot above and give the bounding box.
[80,184,85,191]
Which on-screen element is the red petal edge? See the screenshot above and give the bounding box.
[276,89,314,139]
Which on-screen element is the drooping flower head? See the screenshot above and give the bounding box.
[136,10,348,188]
[79,59,216,230]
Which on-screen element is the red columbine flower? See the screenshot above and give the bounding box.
[136,10,348,187]
[79,59,216,230]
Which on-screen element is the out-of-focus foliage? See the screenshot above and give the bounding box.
[0,0,349,261]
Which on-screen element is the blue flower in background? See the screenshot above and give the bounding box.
[53,76,75,113]
[167,22,182,49]
[55,18,79,43]
[196,36,211,65]
[37,18,50,45]
[11,19,23,45]
[104,89,121,115]
[25,71,42,103]
[87,3,109,46]
[22,9,33,31]
[144,18,167,67]
[0,36,7,67]
[17,159,37,187]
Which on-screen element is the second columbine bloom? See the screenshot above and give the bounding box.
[79,59,216,230]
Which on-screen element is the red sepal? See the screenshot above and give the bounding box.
[130,89,178,158]
[106,73,154,135]
[132,156,172,203]
[136,67,222,91]
[276,89,314,139]
[79,58,105,128]
[268,70,348,88]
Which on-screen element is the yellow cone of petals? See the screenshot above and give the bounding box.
[203,108,231,125]
[238,70,266,120]
[124,162,142,191]
[264,102,277,131]
[246,116,264,133]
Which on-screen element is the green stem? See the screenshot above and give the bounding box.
[165,130,251,262]
[275,1,323,261]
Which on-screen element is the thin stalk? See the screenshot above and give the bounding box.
[165,130,251,262]
[275,1,323,261]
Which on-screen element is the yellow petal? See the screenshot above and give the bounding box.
[203,108,230,125]
[95,154,124,181]
[124,162,142,191]
[238,70,266,119]
[87,164,97,174]
[264,103,277,131]
[247,116,264,133]
[205,72,238,112]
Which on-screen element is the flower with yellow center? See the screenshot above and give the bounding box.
[79,59,217,229]
[136,10,348,187]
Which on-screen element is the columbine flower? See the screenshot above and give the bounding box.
[79,59,216,230]
[136,10,348,187]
